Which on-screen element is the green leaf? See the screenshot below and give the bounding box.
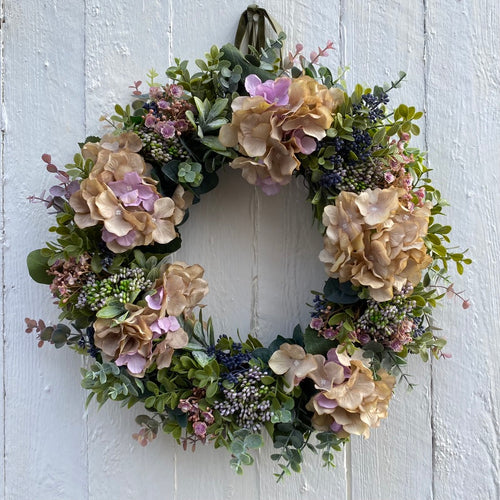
[323,278,359,304]
[96,305,126,319]
[27,249,53,284]
[304,327,335,355]
[206,381,218,398]
[244,434,264,449]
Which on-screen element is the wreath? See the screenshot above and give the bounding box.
[26,8,470,479]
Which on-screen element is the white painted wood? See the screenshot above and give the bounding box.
[426,1,500,499]
[341,2,433,499]
[1,0,498,499]
[82,2,178,498]
[0,0,4,497]
[3,1,89,499]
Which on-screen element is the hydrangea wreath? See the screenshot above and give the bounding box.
[26,31,470,478]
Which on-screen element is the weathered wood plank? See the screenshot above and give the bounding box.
[169,1,261,495]
[82,2,180,498]
[4,0,88,498]
[341,2,433,499]
[255,2,348,497]
[0,0,5,496]
[426,1,500,499]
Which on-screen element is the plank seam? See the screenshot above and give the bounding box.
[1,0,5,497]
[422,1,435,499]
[83,1,90,498]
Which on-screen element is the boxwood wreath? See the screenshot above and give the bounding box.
[26,16,470,479]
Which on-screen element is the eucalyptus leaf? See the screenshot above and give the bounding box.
[27,249,52,285]
[323,278,360,304]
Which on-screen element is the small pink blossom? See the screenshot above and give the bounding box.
[169,84,183,98]
[202,411,214,425]
[156,121,176,139]
[193,421,207,437]
[144,113,157,128]
[149,87,163,99]
[157,99,170,110]
[384,172,395,184]
[178,400,192,412]
[310,317,324,330]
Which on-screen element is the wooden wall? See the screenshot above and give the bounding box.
[2,0,498,498]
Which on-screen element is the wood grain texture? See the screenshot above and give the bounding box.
[0,0,4,496]
[3,1,89,499]
[1,0,498,499]
[342,2,433,499]
[83,2,178,499]
[426,1,500,499]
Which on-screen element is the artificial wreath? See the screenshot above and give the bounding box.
[26,9,470,479]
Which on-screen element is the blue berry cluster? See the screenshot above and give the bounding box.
[317,126,385,193]
[352,92,390,122]
[206,336,252,385]
[77,325,99,358]
[310,294,328,318]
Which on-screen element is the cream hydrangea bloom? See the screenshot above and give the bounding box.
[307,348,396,438]
[320,187,432,301]
[219,75,343,187]
[69,133,193,253]
[268,343,318,393]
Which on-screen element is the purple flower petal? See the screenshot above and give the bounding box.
[293,130,317,154]
[256,176,281,195]
[316,393,338,409]
[146,288,164,311]
[245,74,262,96]
[115,352,147,374]
[330,421,343,433]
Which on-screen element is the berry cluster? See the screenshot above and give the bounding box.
[318,131,385,194]
[214,366,273,432]
[136,128,190,164]
[76,267,152,311]
[207,337,252,385]
[352,91,390,122]
[355,285,421,351]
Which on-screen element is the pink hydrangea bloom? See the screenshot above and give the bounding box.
[102,228,136,247]
[108,172,159,212]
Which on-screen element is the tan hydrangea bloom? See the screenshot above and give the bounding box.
[320,187,432,301]
[151,328,189,370]
[219,75,343,187]
[86,132,148,184]
[149,262,209,318]
[307,349,395,438]
[93,304,156,361]
[69,134,193,253]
